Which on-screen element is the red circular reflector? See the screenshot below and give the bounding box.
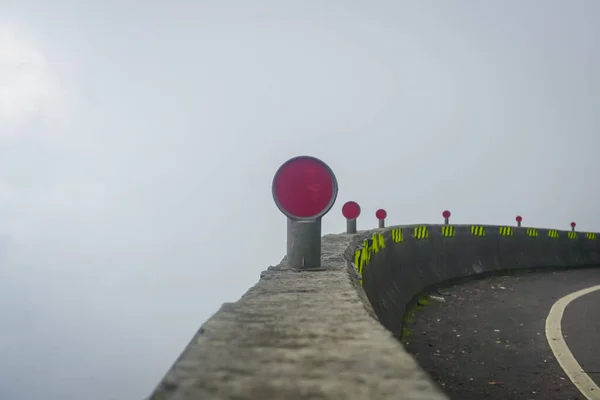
[342,201,361,220]
[272,156,338,220]
[571,222,576,228]
[375,209,387,220]
[442,210,451,219]
[516,216,522,222]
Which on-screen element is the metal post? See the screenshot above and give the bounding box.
[346,219,357,234]
[517,221,521,227]
[287,218,321,269]
[378,219,385,228]
[444,218,449,225]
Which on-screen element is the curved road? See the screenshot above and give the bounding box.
[402,267,600,400]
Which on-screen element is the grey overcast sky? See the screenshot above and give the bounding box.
[1,1,599,399]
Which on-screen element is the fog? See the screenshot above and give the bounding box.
[1,1,599,399]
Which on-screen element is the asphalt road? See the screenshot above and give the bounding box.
[402,267,600,400]
[562,287,600,389]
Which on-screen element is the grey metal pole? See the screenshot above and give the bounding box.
[346,218,357,234]
[444,218,449,225]
[517,221,521,227]
[287,218,322,269]
[378,219,385,228]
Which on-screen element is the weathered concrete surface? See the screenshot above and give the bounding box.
[149,232,447,400]
[150,224,600,400]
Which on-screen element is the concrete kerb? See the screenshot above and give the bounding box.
[360,223,600,341]
[149,223,599,400]
[149,228,448,400]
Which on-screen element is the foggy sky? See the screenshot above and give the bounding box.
[1,1,599,399]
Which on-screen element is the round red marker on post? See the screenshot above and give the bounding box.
[516,215,522,227]
[342,201,361,234]
[376,208,387,228]
[272,155,338,269]
[442,210,451,225]
[571,222,576,232]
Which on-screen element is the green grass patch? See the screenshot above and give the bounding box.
[401,295,430,340]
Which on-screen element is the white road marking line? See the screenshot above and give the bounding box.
[545,285,600,400]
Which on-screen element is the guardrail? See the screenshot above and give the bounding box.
[356,224,600,339]
[148,156,600,400]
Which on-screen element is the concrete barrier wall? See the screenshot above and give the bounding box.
[359,224,600,339]
[149,224,600,400]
